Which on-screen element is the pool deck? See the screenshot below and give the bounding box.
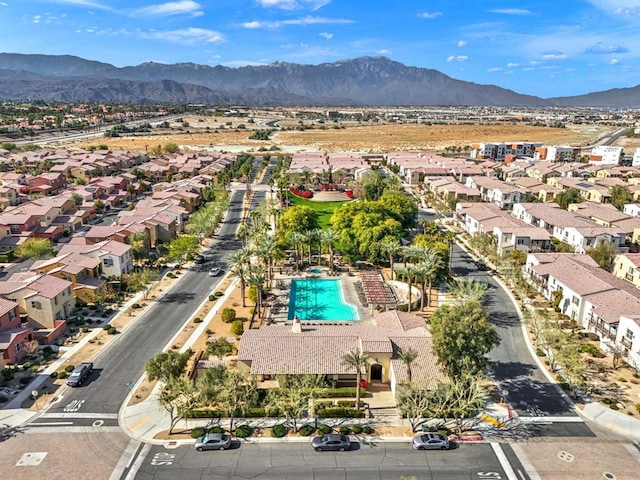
[267,270,374,325]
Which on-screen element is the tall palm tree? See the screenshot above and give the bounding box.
[229,263,249,307]
[341,349,372,409]
[382,240,402,280]
[448,278,488,305]
[320,229,338,269]
[414,249,443,309]
[304,229,317,265]
[396,264,419,313]
[248,266,267,318]
[397,347,419,383]
[289,231,305,269]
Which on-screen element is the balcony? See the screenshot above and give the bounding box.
[625,273,634,282]
[621,337,633,349]
[587,315,617,341]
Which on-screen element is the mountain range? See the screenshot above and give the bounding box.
[1,53,639,108]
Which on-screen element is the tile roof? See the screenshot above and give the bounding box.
[0,297,19,318]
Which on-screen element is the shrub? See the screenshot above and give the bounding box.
[49,371,58,379]
[107,327,117,335]
[339,425,351,435]
[235,425,254,438]
[57,371,69,379]
[214,291,224,297]
[316,407,365,418]
[190,427,206,438]
[298,424,315,436]
[222,308,237,323]
[231,320,244,336]
[22,362,32,369]
[362,425,374,434]
[208,426,225,434]
[209,295,216,301]
[316,387,366,398]
[82,327,89,333]
[580,344,604,357]
[271,424,288,438]
[103,324,111,330]
[617,376,628,383]
[602,397,614,404]
[193,317,202,324]
[336,400,365,409]
[610,404,620,411]
[351,424,363,434]
[635,403,640,414]
[317,424,332,434]
[65,365,75,372]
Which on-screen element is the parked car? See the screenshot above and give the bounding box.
[311,434,351,451]
[194,433,232,451]
[194,255,206,264]
[412,433,450,450]
[208,267,222,276]
[66,362,93,387]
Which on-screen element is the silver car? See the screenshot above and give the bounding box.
[311,434,351,452]
[412,433,450,450]
[194,433,231,451]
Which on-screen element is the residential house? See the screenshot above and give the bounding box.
[59,239,134,277]
[612,253,640,289]
[25,172,66,196]
[31,253,106,303]
[237,310,444,395]
[0,297,32,364]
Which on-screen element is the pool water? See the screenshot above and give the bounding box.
[288,278,359,321]
[308,268,323,274]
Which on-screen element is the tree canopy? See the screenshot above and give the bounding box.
[145,349,193,382]
[555,188,583,209]
[15,238,53,259]
[278,205,319,239]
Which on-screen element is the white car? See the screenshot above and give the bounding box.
[208,267,222,276]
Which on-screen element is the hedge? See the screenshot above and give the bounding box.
[271,424,288,438]
[316,387,366,398]
[235,424,254,438]
[185,407,271,419]
[190,427,206,438]
[316,407,365,418]
[298,424,315,436]
[317,424,332,434]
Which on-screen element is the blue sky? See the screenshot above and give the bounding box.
[1,1,640,98]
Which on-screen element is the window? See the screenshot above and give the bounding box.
[103,258,114,267]
[67,287,72,296]
[16,343,22,353]
[625,329,635,340]
[572,296,580,306]
[8,308,16,320]
[54,297,58,306]
[31,301,42,310]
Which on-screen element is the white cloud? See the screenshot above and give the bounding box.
[242,15,353,28]
[457,40,467,47]
[489,8,532,15]
[319,32,333,39]
[488,67,502,72]
[610,58,620,64]
[586,1,640,16]
[541,50,568,60]
[0,2,8,6]
[418,11,442,19]
[47,0,112,10]
[242,21,262,28]
[256,0,331,11]
[585,42,628,54]
[377,49,392,55]
[32,15,41,23]
[507,62,520,67]
[134,1,203,17]
[144,27,225,45]
[446,55,469,62]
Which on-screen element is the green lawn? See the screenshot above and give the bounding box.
[286,192,349,229]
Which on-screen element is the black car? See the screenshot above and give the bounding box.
[311,434,351,451]
[66,362,93,387]
[194,255,206,264]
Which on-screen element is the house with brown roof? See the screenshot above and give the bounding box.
[59,239,134,277]
[612,253,640,290]
[26,172,66,195]
[0,297,32,364]
[237,310,445,395]
[0,273,72,342]
[31,253,106,303]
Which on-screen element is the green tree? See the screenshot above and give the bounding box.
[71,193,84,206]
[167,235,200,262]
[145,349,193,382]
[555,188,583,209]
[94,198,106,214]
[15,238,53,259]
[247,266,266,317]
[341,349,371,409]
[206,338,234,359]
[377,191,418,229]
[396,263,420,313]
[610,185,634,211]
[157,375,200,434]
[278,206,319,239]
[382,239,403,280]
[218,369,258,433]
[430,302,500,379]
[163,143,180,154]
[586,240,617,272]
[447,279,489,305]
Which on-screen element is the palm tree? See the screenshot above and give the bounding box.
[341,349,372,409]
[382,240,402,280]
[447,278,488,305]
[320,229,338,269]
[303,229,317,265]
[397,347,419,383]
[415,250,443,309]
[248,266,267,317]
[230,262,250,307]
[396,264,419,313]
[289,231,305,269]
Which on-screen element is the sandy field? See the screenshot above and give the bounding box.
[66,115,614,154]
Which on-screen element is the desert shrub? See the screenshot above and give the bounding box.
[190,427,206,438]
[209,295,216,301]
[49,371,58,379]
[362,425,374,434]
[617,376,628,383]
[351,424,363,434]
[230,320,244,336]
[602,397,614,404]
[339,425,351,435]
[103,324,111,330]
[193,317,202,324]
[298,424,315,436]
[635,403,640,414]
[536,348,546,357]
[22,362,32,369]
[271,424,288,438]
[610,404,620,410]
[107,327,117,335]
[580,344,604,357]
[57,371,69,379]
[65,365,75,372]
[221,308,236,323]
[82,327,89,333]
[166,272,176,278]
[214,291,224,297]
[317,424,332,434]
[235,424,254,438]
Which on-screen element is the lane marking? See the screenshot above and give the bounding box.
[40,412,118,419]
[491,442,519,480]
[519,416,583,423]
[109,439,143,480]
[124,443,152,480]
[129,416,150,431]
[511,444,543,480]
[29,422,74,426]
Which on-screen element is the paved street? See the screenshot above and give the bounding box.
[132,442,529,480]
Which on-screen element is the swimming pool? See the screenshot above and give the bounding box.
[288,278,359,321]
